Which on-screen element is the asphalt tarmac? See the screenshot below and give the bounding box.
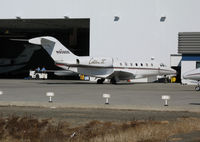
[0,79,199,112]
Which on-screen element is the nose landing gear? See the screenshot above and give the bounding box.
[97,79,105,84]
[96,78,118,84]
[195,81,200,91]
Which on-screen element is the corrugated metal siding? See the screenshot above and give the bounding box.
[178,32,200,54]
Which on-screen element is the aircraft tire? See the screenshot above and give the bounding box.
[36,74,40,80]
[195,86,200,91]
[110,78,117,84]
[97,79,104,84]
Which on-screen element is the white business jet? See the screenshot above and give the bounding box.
[29,36,176,84]
[183,68,200,91]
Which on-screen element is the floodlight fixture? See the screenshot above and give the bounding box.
[160,15,166,22]
[114,16,120,22]
[46,92,55,103]
[161,95,170,106]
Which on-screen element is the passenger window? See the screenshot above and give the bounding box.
[141,63,143,66]
[151,63,153,67]
[120,63,122,66]
[146,63,148,67]
[125,62,128,66]
[130,63,133,66]
[135,63,138,66]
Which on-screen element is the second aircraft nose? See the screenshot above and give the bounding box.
[183,73,189,79]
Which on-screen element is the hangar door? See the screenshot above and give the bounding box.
[0,19,90,78]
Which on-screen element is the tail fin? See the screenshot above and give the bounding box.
[29,36,77,63]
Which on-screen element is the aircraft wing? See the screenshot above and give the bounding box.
[53,70,78,76]
[107,71,135,80]
[34,69,78,76]
[55,62,134,80]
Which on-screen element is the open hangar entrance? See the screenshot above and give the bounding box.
[0,19,90,78]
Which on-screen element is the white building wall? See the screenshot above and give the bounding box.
[181,61,197,85]
[170,55,182,67]
[1,0,200,65]
[132,76,157,83]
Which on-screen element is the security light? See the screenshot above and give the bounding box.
[114,16,120,22]
[160,16,166,22]
[16,16,21,20]
[64,16,70,19]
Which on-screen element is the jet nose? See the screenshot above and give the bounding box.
[183,72,190,79]
[168,68,176,75]
[159,67,177,75]
[171,68,177,75]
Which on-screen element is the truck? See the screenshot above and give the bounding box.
[29,70,48,80]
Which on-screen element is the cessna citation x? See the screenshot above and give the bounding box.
[29,36,176,84]
[183,68,200,91]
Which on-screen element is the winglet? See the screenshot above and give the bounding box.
[29,37,43,45]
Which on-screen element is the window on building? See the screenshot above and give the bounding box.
[141,63,143,66]
[125,62,128,66]
[135,63,138,66]
[130,63,133,66]
[151,63,153,67]
[120,63,122,66]
[196,62,200,68]
[146,63,148,67]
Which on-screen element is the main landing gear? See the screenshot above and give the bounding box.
[110,78,117,84]
[97,79,105,84]
[96,78,117,84]
[195,81,200,91]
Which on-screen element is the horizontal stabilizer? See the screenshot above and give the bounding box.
[10,39,29,42]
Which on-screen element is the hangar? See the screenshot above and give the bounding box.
[0,19,89,78]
